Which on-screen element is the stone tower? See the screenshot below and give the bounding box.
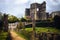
[25,8,31,19]
[30,1,47,20]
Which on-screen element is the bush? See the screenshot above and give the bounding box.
[0,32,8,40]
[53,15,60,29]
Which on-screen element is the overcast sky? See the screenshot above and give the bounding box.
[0,0,60,18]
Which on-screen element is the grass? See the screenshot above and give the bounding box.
[15,27,60,40]
[25,27,60,34]
[15,31,29,40]
[0,32,8,40]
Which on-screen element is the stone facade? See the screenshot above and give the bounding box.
[25,1,47,20]
[25,8,31,19]
[25,8,30,16]
[46,12,49,20]
[50,11,60,18]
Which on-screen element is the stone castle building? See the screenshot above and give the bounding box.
[46,12,49,19]
[50,11,60,18]
[25,1,47,20]
[25,8,30,19]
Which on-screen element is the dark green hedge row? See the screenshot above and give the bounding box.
[25,22,53,28]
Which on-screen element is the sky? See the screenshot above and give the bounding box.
[0,0,60,18]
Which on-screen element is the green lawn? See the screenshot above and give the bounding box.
[25,27,60,34]
[16,27,60,40]
[0,32,8,40]
[16,31,28,40]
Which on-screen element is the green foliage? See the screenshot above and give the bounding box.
[53,15,60,29]
[8,15,19,23]
[0,32,8,40]
[20,17,27,22]
[25,27,60,34]
[16,21,23,31]
[0,13,4,31]
[0,12,3,20]
[16,30,31,40]
[18,22,23,28]
[16,27,60,40]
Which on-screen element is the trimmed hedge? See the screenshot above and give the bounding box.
[25,22,53,28]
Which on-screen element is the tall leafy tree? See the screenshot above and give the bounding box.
[8,15,19,23]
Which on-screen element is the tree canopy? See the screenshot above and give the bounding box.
[8,15,19,23]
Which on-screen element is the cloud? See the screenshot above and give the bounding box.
[14,0,29,4]
[0,0,48,17]
[50,0,58,5]
[0,0,60,17]
[49,0,60,6]
[46,0,60,13]
[29,0,46,3]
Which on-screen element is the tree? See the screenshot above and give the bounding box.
[0,12,4,31]
[16,21,23,31]
[53,15,60,29]
[0,20,3,31]
[20,17,27,22]
[8,15,19,23]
